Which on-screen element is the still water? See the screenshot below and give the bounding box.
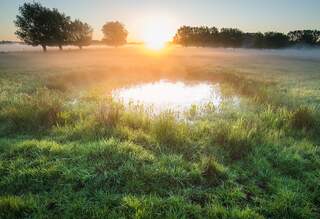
[112,80,226,113]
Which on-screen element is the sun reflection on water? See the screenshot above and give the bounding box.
[112,80,223,113]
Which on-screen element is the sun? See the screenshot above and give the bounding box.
[146,38,167,50]
[140,16,175,50]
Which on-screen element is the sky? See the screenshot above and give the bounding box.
[1,0,320,41]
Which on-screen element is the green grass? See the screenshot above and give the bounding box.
[0,48,320,218]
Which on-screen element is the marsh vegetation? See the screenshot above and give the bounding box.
[0,47,320,218]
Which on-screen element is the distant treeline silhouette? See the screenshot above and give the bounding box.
[173,26,320,48]
[14,2,128,52]
[14,2,320,51]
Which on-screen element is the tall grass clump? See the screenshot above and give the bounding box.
[211,119,258,160]
[96,99,123,129]
[200,157,228,186]
[290,106,316,131]
[151,112,192,155]
[200,70,285,106]
[0,196,35,219]
[0,88,64,135]
[119,104,152,131]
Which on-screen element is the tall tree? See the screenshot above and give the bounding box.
[219,28,244,47]
[15,2,71,52]
[69,20,93,49]
[102,21,128,47]
[288,30,320,45]
[15,2,53,52]
[173,26,194,46]
[264,32,289,48]
[50,9,71,50]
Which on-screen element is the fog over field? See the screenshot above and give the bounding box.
[2,43,320,61]
[1,45,320,218]
[1,0,320,217]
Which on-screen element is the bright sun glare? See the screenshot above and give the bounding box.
[140,16,175,50]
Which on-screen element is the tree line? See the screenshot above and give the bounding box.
[15,2,320,51]
[173,26,320,48]
[15,2,128,52]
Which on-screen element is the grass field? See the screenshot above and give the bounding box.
[0,47,320,218]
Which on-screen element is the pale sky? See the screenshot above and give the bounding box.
[1,0,320,41]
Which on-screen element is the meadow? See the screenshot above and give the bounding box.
[0,46,320,218]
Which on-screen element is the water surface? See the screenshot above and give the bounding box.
[112,80,226,113]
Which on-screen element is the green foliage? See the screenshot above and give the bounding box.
[102,21,128,47]
[288,30,320,45]
[200,157,228,186]
[290,107,316,130]
[263,32,289,48]
[0,50,320,218]
[173,26,319,48]
[151,112,191,155]
[15,2,93,51]
[69,19,93,49]
[0,88,64,135]
[96,100,123,129]
[211,119,258,160]
[0,196,35,219]
[15,2,71,51]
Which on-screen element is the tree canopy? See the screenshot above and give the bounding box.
[15,2,54,51]
[102,21,128,47]
[15,2,93,52]
[69,20,93,49]
[14,2,319,51]
[288,30,320,46]
[173,26,320,49]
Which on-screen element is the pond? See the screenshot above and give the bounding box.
[112,80,237,113]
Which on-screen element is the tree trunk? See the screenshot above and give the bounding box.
[59,45,63,51]
[42,45,47,52]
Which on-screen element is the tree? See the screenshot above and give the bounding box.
[288,30,320,46]
[173,26,194,46]
[102,21,128,47]
[219,28,244,47]
[15,2,53,52]
[69,20,93,49]
[264,32,289,48]
[173,25,320,49]
[173,26,219,47]
[252,32,265,48]
[15,2,71,52]
[50,9,71,50]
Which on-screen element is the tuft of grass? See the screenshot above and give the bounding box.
[212,119,258,160]
[207,205,264,219]
[200,157,228,186]
[151,112,190,149]
[0,88,64,135]
[96,99,123,129]
[0,196,35,219]
[290,106,316,130]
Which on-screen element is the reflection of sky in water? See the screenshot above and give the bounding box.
[112,80,223,112]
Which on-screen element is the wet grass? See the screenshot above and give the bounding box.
[0,48,320,218]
